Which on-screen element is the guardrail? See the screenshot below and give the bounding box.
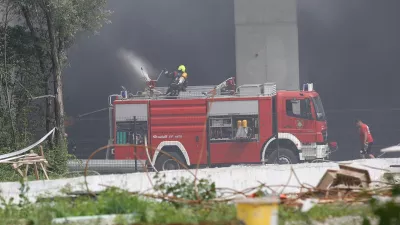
[67,159,147,174]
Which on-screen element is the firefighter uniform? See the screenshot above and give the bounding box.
[165,65,188,95]
[357,119,374,158]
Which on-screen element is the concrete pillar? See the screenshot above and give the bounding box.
[234,0,299,90]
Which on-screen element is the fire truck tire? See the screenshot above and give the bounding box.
[155,152,185,171]
[266,148,299,164]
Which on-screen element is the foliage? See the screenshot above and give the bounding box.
[279,203,373,225]
[0,24,43,149]
[364,184,400,225]
[0,175,396,225]
[0,181,235,225]
[44,141,72,175]
[153,172,217,207]
[0,0,111,176]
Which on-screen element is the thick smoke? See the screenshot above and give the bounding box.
[63,0,400,160]
[63,0,235,158]
[298,0,400,160]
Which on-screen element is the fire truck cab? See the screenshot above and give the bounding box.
[108,81,337,171]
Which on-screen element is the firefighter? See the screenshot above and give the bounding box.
[178,65,188,90]
[165,65,188,96]
[356,119,375,159]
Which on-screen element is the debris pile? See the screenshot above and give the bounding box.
[0,146,49,181]
[274,164,399,211]
[317,164,371,189]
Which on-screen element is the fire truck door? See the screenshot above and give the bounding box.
[279,97,316,143]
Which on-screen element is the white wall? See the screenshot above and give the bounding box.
[0,158,398,203]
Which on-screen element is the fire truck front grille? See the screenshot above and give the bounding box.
[301,144,329,160]
[301,146,317,160]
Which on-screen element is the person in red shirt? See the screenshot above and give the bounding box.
[356,119,375,158]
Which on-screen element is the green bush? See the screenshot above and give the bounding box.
[153,173,217,206]
[0,178,235,225]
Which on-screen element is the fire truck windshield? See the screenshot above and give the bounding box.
[312,96,326,121]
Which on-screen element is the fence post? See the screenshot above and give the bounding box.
[133,116,137,172]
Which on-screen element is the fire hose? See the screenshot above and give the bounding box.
[144,135,158,172]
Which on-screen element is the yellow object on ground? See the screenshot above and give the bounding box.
[235,197,280,225]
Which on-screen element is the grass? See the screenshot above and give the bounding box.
[0,186,377,225]
[279,203,374,224]
[0,187,237,225]
[0,165,64,182]
[1,170,396,225]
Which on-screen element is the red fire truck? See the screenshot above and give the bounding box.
[107,78,337,171]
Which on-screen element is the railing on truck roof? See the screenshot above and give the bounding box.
[113,82,277,101]
[153,85,217,95]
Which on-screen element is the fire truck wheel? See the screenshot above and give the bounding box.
[155,152,185,171]
[266,148,298,164]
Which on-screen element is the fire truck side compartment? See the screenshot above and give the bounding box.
[208,97,273,164]
[149,99,208,166]
[114,102,149,160]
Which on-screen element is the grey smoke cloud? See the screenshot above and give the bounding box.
[63,0,235,158]
[63,0,400,160]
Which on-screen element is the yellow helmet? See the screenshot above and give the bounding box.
[178,65,186,72]
[181,72,188,79]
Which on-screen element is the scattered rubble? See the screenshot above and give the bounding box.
[317,164,371,190]
[0,146,49,181]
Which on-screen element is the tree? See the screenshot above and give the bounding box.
[0,0,17,147]
[0,0,111,175]
[0,1,45,149]
[15,0,111,147]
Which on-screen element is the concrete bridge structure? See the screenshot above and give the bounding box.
[235,0,300,90]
